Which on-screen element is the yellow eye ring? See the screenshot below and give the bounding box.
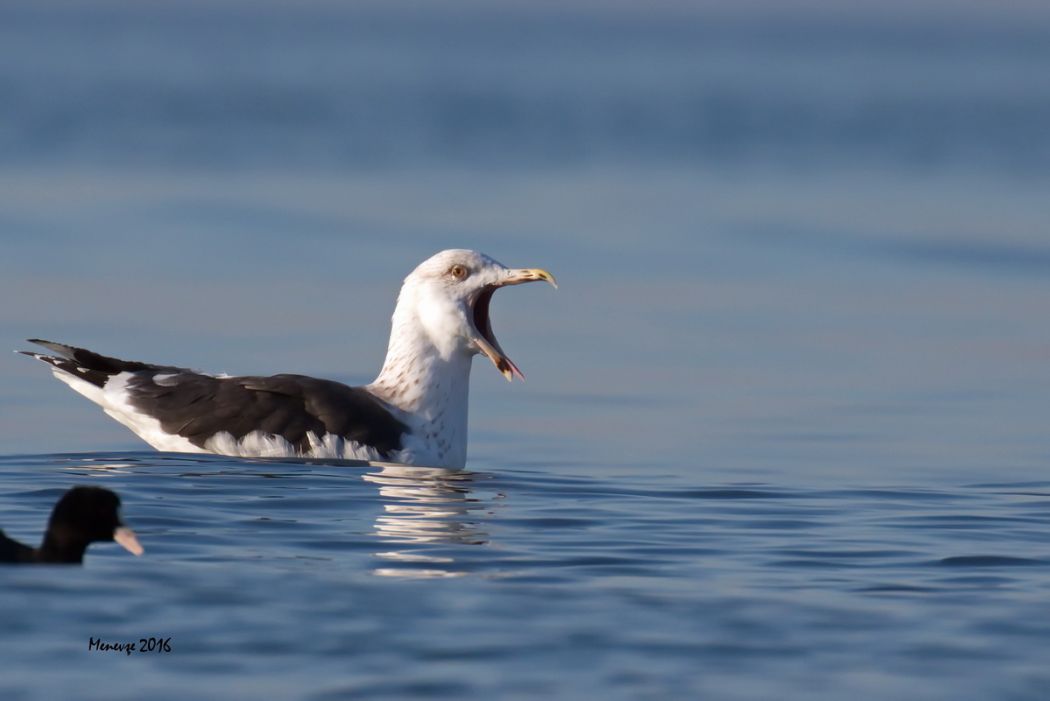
[449,264,469,280]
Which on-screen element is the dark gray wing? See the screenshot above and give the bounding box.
[21,339,407,456]
[126,373,407,454]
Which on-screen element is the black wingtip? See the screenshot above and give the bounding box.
[16,350,56,365]
[24,339,79,360]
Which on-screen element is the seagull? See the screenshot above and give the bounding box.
[0,486,143,564]
[20,249,556,469]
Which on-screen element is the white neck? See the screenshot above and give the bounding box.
[366,295,473,468]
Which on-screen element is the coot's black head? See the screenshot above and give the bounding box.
[42,486,143,563]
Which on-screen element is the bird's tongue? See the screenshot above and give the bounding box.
[473,286,525,382]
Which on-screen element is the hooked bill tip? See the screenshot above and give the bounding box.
[498,358,525,382]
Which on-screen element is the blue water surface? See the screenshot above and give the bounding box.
[1,2,1049,699]
[2,451,1050,701]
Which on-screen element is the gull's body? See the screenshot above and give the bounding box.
[20,250,555,469]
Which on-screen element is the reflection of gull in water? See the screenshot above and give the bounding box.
[363,463,492,578]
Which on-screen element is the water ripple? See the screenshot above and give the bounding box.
[3,451,1050,700]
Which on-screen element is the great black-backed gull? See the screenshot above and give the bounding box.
[20,249,556,469]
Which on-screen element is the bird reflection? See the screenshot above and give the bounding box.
[362,463,491,578]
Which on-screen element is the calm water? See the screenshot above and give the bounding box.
[2,2,1050,699]
[3,451,1050,701]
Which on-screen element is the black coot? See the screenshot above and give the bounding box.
[0,486,143,564]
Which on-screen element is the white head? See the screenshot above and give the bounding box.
[393,249,557,381]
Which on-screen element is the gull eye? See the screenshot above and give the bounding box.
[448,264,470,281]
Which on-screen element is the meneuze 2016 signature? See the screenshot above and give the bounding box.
[88,636,172,656]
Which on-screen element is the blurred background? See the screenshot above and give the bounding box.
[1,0,1048,482]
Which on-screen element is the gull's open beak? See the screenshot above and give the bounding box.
[113,526,144,556]
[500,268,558,289]
[471,267,557,382]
